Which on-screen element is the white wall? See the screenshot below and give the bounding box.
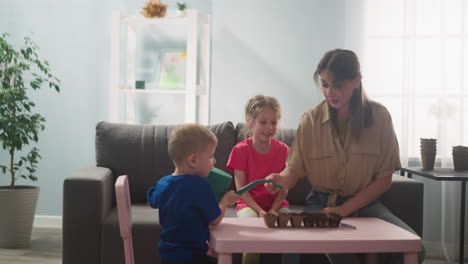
[211,1,347,128]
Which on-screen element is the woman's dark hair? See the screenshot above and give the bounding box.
[313,49,373,141]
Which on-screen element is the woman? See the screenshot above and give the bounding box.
[265,49,424,264]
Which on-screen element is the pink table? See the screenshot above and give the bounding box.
[210,217,421,264]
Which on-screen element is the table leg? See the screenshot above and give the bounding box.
[365,253,378,264]
[403,252,418,264]
[459,182,466,264]
[218,253,232,264]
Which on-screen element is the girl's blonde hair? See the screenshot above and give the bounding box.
[244,95,281,138]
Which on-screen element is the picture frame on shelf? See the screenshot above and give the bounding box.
[156,49,186,90]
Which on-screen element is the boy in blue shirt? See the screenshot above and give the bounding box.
[147,124,240,264]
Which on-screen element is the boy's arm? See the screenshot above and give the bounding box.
[234,169,266,215]
[210,190,240,226]
[268,188,288,213]
[147,186,158,208]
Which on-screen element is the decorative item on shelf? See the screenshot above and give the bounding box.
[135,80,145,90]
[420,138,437,170]
[141,0,167,18]
[0,32,61,248]
[176,2,189,17]
[452,145,468,171]
[157,49,187,90]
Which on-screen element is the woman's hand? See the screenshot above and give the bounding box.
[264,168,300,192]
[320,206,349,217]
[264,173,281,193]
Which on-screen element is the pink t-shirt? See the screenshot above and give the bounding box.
[227,138,290,211]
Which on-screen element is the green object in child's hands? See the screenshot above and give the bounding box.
[235,179,284,195]
[204,168,232,201]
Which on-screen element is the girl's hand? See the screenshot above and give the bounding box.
[259,210,267,217]
[267,209,278,215]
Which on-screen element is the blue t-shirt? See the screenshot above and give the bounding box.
[147,175,221,262]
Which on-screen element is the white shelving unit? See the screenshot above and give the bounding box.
[108,10,211,125]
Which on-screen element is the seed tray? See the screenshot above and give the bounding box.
[262,212,342,228]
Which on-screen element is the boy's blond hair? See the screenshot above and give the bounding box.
[168,123,218,166]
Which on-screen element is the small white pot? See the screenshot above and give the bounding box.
[176,10,187,17]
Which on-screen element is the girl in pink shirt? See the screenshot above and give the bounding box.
[227,95,292,264]
[227,95,290,218]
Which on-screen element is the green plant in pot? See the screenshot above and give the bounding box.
[0,32,60,248]
[176,2,189,17]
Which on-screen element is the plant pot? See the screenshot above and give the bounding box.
[0,186,39,248]
[276,214,290,228]
[262,213,277,228]
[289,213,304,227]
[176,10,187,17]
[420,138,437,170]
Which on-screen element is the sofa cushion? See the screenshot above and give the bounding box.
[209,122,238,176]
[96,121,236,203]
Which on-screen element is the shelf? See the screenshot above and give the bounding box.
[119,83,206,95]
[120,10,210,26]
[121,15,190,25]
[119,89,187,95]
[109,10,211,125]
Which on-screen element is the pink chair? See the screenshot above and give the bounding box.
[115,175,135,264]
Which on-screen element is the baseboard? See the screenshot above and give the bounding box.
[424,241,445,259]
[423,240,468,261]
[33,215,62,228]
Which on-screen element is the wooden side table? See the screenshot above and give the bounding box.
[400,167,468,264]
[210,217,421,264]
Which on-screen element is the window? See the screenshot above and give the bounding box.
[362,0,468,166]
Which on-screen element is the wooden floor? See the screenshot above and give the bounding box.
[0,227,61,264]
[0,227,452,264]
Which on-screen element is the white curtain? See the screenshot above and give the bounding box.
[359,0,468,261]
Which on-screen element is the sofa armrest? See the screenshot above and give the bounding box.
[380,174,424,237]
[63,166,114,264]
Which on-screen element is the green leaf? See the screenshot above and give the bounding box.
[0,32,61,186]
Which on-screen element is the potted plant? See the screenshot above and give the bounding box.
[0,32,60,248]
[176,2,189,17]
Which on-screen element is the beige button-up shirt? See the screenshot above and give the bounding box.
[287,100,401,206]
